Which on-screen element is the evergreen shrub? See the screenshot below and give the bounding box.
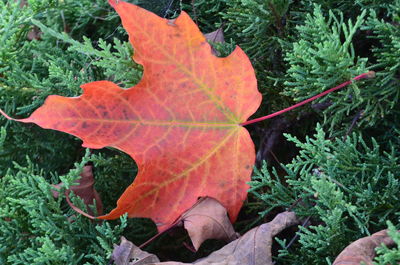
[1,0,399,264]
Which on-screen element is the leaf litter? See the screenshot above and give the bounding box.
[111,211,300,265]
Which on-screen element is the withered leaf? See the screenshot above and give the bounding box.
[111,211,300,265]
[333,229,396,265]
[52,165,103,216]
[112,236,160,265]
[181,197,238,251]
[188,211,300,265]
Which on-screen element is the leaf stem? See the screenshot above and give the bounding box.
[240,71,375,126]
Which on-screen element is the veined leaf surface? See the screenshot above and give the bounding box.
[5,0,262,231]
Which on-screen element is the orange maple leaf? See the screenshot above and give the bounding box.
[2,0,262,231]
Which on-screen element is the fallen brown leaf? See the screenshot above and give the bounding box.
[333,229,396,265]
[181,197,238,251]
[112,236,160,265]
[188,211,300,265]
[138,197,237,250]
[112,211,300,265]
[52,165,103,216]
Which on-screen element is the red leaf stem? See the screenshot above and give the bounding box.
[241,71,375,126]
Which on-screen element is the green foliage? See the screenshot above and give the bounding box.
[1,0,399,264]
[282,2,400,134]
[250,125,400,264]
[219,0,290,61]
[282,5,371,133]
[0,0,117,174]
[0,0,144,174]
[0,149,127,264]
[374,221,400,264]
[133,0,181,18]
[31,19,142,88]
[361,8,400,118]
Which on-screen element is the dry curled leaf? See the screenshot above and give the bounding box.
[112,236,160,265]
[52,165,103,216]
[181,197,238,251]
[333,229,396,265]
[187,211,300,265]
[111,211,300,265]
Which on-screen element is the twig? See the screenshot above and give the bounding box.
[285,216,311,250]
[287,197,303,212]
[163,0,175,18]
[268,2,284,35]
[344,109,364,140]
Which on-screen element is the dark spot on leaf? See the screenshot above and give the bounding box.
[122,109,129,119]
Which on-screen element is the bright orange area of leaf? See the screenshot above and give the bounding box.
[13,0,262,231]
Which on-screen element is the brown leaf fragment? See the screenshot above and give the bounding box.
[333,229,396,265]
[204,27,225,56]
[181,197,238,251]
[27,26,42,40]
[112,236,160,265]
[111,212,299,265]
[160,211,299,265]
[204,28,225,44]
[189,211,300,265]
[52,165,103,216]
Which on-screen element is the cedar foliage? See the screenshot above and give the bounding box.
[0,0,399,264]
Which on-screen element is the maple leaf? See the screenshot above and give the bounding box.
[0,0,262,231]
